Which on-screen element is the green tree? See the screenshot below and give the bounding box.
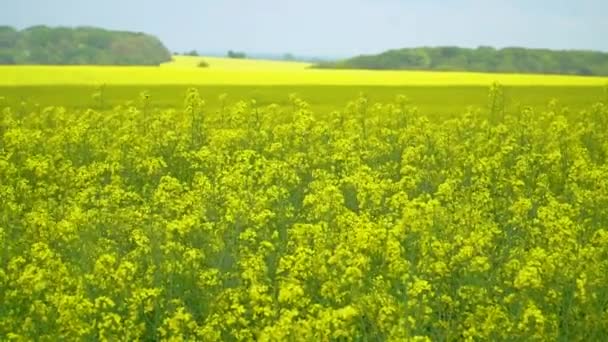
[314,46,608,76]
[0,25,172,65]
[227,50,247,59]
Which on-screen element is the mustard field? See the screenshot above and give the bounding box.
[2,57,608,340]
[1,56,607,86]
[161,56,313,70]
[1,82,608,340]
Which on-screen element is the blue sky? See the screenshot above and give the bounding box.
[3,0,607,57]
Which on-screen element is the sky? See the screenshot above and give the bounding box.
[3,0,608,58]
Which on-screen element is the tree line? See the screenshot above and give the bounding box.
[315,46,608,76]
[0,25,172,65]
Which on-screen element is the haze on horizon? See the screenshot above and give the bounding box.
[3,0,607,58]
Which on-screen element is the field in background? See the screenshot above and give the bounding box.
[1,55,607,87]
[162,55,313,70]
[1,55,607,116]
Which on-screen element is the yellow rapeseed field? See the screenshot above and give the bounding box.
[1,55,607,86]
[2,87,608,340]
[161,55,313,70]
[2,53,608,342]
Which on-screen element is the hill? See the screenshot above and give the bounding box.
[0,25,172,65]
[314,46,608,76]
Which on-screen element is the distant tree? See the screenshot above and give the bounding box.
[314,46,608,76]
[184,50,200,57]
[227,50,247,59]
[0,27,17,63]
[283,53,295,61]
[469,46,498,71]
[0,25,172,65]
[0,26,18,48]
[0,50,15,64]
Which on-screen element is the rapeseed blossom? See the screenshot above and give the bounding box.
[1,89,608,340]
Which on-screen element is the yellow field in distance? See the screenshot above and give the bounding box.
[2,55,607,86]
[162,55,313,70]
